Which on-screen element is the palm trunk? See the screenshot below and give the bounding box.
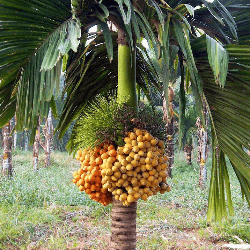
[110,29,137,250]
[20,131,24,149]
[13,115,17,150]
[110,198,137,250]
[24,130,29,151]
[2,122,13,177]
[186,147,192,165]
[166,117,175,176]
[13,131,17,150]
[44,108,53,167]
[117,34,137,112]
[200,133,207,181]
[196,101,209,189]
[198,128,208,188]
[162,87,175,178]
[33,121,40,171]
[184,144,193,165]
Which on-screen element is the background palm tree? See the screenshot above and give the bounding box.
[44,108,53,167]
[196,101,209,189]
[13,116,17,150]
[162,86,175,177]
[24,130,29,152]
[2,121,13,177]
[181,106,197,166]
[0,0,250,248]
[184,142,193,165]
[174,87,198,166]
[33,119,41,171]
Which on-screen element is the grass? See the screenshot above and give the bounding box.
[0,149,249,249]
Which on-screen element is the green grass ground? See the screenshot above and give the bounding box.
[0,150,249,249]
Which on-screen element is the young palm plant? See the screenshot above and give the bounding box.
[0,0,250,248]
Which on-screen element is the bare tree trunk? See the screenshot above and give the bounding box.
[2,121,13,177]
[13,116,17,150]
[33,120,40,171]
[110,198,137,250]
[196,101,209,189]
[162,87,175,178]
[24,130,29,151]
[44,108,53,167]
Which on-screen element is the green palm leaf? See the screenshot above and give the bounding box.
[0,0,80,131]
[57,33,119,138]
[57,33,162,138]
[192,35,250,220]
[206,35,229,87]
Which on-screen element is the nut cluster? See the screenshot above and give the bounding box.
[73,128,170,206]
[73,145,112,206]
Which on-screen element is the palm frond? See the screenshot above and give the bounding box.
[192,35,250,220]
[136,44,161,104]
[207,147,234,221]
[178,54,186,150]
[218,0,250,45]
[57,33,163,139]
[188,0,250,45]
[172,18,204,125]
[57,33,119,138]
[0,0,80,132]
[206,35,229,87]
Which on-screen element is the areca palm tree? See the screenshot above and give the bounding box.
[2,121,13,177]
[13,115,17,150]
[33,121,40,171]
[0,0,250,248]
[180,103,197,165]
[162,86,176,177]
[44,108,53,167]
[196,101,209,189]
